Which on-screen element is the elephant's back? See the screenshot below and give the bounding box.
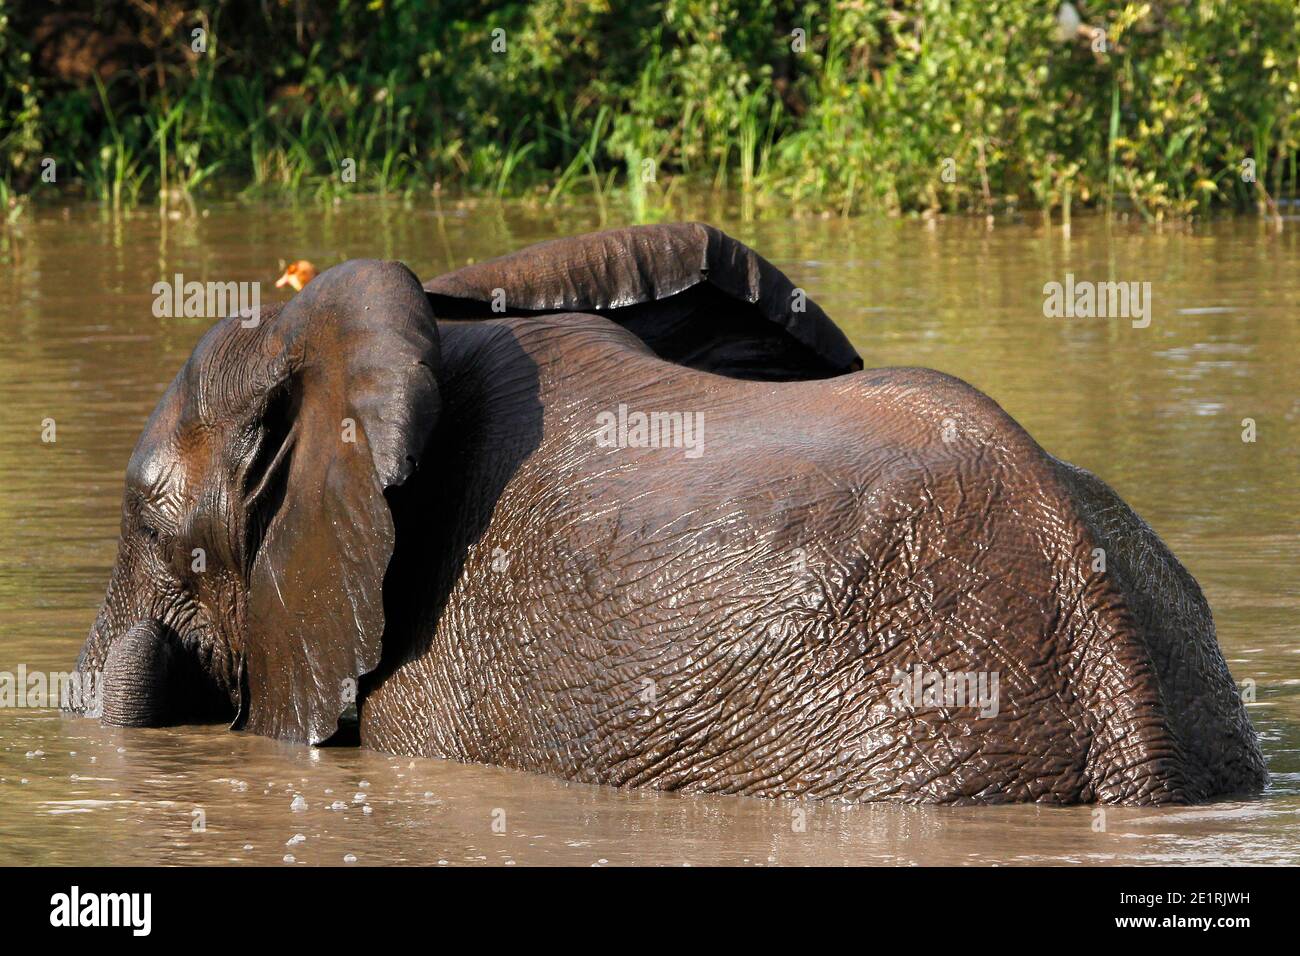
[362,343,1263,804]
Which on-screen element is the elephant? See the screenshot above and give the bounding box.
[71,222,1266,805]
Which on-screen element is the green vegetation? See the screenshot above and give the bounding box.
[2,1,1298,219]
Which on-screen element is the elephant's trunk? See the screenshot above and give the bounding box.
[100,621,175,727]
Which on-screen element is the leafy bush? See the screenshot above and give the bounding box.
[1,1,1296,218]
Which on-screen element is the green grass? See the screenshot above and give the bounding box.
[1,1,1298,221]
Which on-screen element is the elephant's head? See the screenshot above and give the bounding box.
[71,260,440,743]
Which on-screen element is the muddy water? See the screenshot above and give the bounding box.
[0,200,1296,866]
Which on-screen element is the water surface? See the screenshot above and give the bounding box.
[1,201,1296,865]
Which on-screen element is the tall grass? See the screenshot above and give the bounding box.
[79,78,149,208]
[2,1,1297,220]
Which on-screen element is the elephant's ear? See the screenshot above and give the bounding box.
[424,222,862,381]
[236,260,440,744]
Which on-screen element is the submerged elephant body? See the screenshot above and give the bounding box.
[363,317,1260,803]
[72,223,1266,805]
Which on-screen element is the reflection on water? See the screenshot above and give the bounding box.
[1,201,1297,865]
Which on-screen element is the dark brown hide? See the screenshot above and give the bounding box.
[73,226,1265,804]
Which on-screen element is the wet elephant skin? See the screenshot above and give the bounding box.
[71,225,1266,805]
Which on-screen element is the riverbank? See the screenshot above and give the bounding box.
[2,2,1297,220]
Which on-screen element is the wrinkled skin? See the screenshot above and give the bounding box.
[72,224,1266,805]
